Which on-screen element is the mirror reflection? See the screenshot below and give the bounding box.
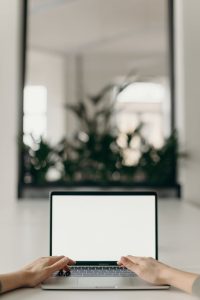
[22,0,176,188]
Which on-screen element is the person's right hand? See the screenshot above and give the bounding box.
[118,256,170,285]
[118,255,200,294]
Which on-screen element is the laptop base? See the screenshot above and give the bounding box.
[41,276,170,290]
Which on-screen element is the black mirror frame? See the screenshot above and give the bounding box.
[18,0,176,198]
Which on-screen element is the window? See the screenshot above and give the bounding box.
[23,85,47,146]
[116,81,170,148]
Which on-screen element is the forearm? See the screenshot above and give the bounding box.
[164,267,199,294]
[0,271,27,294]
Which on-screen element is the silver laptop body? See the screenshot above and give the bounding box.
[42,191,169,290]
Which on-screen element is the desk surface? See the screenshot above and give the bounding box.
[0,198,200,299]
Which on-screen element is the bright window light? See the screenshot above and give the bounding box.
[116,81,168,149]
[24,115,47,135]
[117,82,165,103]
[23,85,47,142]
[24,86,47,114]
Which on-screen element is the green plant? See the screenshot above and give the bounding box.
[60,82,140,182]
[23,137,58,184]
[22,79,178,186]
[139,131,178,184]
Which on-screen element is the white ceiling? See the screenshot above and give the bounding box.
[28,0,169,56]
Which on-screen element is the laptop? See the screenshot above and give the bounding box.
[42,191,169,290]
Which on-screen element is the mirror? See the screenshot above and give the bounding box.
[20,0,177,195]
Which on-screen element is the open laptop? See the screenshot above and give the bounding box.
[42,191,169,290]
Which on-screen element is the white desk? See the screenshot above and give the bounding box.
[0,198,200,299]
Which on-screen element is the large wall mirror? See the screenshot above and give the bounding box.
[19,0,179,197]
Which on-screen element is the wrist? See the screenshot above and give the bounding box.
[162,267,199,293]
[16,270,30,287]
[159,265,174,285]
[0,270,29,294]
[162,266,174,285]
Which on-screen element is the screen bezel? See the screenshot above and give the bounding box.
[50,191,158,265]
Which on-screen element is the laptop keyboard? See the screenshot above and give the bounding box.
[57,266,135,277]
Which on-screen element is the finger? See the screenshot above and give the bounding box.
[63,262,76,272]
[47,257,75,273]
[118,255,142,266]
[49,256,75,266]
[117,259,126,267]
[126,255,142,264]
[65,258,76,265]
[120,256,139,273]
[47,256,65,264]
[47,257,74,274]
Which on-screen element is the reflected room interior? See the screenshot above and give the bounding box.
[20,0,179,198]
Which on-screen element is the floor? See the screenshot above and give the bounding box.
[0,198,200,276]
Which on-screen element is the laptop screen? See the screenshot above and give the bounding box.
[51,193,157,261]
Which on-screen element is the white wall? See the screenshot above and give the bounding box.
[27,51,88,141]
[175,0,200,205]
[27,50,67,143]
[1,0,200,203]
[0,1,21,202]
[82,53,168,95]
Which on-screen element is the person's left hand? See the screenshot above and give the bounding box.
[117,255,170,285]
[20,256,75,287]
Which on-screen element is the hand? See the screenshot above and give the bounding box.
[21,256,75,287]
[118,255,171,285]
[118,255,199,293]
[0,256,75,294]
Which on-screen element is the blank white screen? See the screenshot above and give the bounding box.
[52,195,156,261]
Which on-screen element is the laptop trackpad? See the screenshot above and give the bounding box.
[78,277,133,289]
[42,277,79,289]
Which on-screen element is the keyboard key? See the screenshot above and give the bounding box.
[57,266,135,277]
